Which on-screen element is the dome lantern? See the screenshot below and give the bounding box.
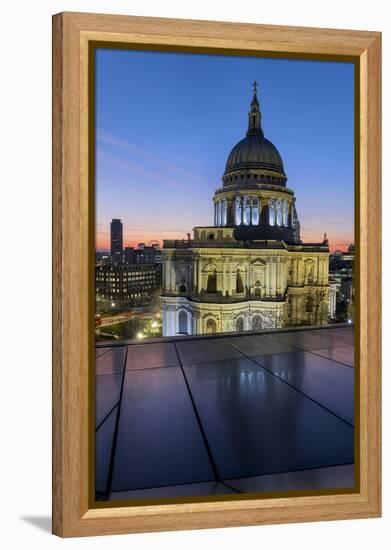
[222,83,287,187]
[247,81,263,137]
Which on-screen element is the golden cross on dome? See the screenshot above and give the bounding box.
[253,80,258,94]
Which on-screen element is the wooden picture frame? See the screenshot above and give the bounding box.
[52,12,381,537]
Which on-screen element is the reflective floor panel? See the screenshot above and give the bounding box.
[111,367,215,492]
[176,338,243,365]
[184,358,354,480]
[96,326,355,500]
[225,334,296,357]
[95,346,127,375]
[96,373,123,427]
[269,328,354,351]
[95,408,118,493]
[225,464,355,493]
[310,346,355,367]
[126,342,179,370]
[252,351,354,425]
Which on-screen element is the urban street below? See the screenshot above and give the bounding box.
[95,324,355,502]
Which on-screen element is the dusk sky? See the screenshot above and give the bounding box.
[95,48,355,252]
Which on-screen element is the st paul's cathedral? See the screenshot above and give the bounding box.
[160,83,335,336]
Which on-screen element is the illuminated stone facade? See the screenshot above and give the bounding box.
[161,83,333,336]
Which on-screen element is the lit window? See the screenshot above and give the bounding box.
[269,198,276,226]
[221,199,227,226]
[235,196,242,225]
[282,199,289,226]
[251,197,259,225]
[217,201,222,227]
[276,199,282,226]
[243,196,251,225]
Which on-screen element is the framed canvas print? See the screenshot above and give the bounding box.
[52,12,381,537]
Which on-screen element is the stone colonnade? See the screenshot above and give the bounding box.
[214,195,294,227]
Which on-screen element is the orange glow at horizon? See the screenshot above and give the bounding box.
[96,228,354,254]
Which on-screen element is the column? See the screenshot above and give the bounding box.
[228,260,232,295]
[277,199,282,226]
[170,261,176,292]
[269,198,276,226]
[272,258,277,296]
[197,258,202,293]
[227,198,234,225]
[162,305,167,337]
[170,306,176,336]
[316,255,319,284]
[167,258,172,291]
[222,199,227,226]
[252,197,259,225]
[163,258,169,291]
[266,258,271,297]
[276,257,281,294]
[282,199,288,227]
[222,258,226,296]
[193,258,197,292]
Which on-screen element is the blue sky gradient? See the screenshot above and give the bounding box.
[95,48,355,251]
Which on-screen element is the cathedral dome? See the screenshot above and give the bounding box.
[225,134,285,175]
[222,82,286,186]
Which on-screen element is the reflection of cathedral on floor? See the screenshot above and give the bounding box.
[161,83,336,337]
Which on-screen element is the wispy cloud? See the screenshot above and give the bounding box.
[97,129,213,187]
[97,150,210,201]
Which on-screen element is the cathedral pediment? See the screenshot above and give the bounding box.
[251,259,267,267]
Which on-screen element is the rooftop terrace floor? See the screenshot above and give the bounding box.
[95,325,355,502]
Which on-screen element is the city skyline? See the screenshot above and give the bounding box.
[96,49,355,252]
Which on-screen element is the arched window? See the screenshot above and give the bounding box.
[305,295,315,313]
[243,196,251,225]
[236,316,244,332]
[252,314,263,330]
[251,197,259,225]
[207,271,217,294]
[236,269,244,293]
[178,310,188,334]
[235,196,242,225]
[206,318,216,334]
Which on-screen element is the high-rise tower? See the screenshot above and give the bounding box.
[110,218,123,261]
